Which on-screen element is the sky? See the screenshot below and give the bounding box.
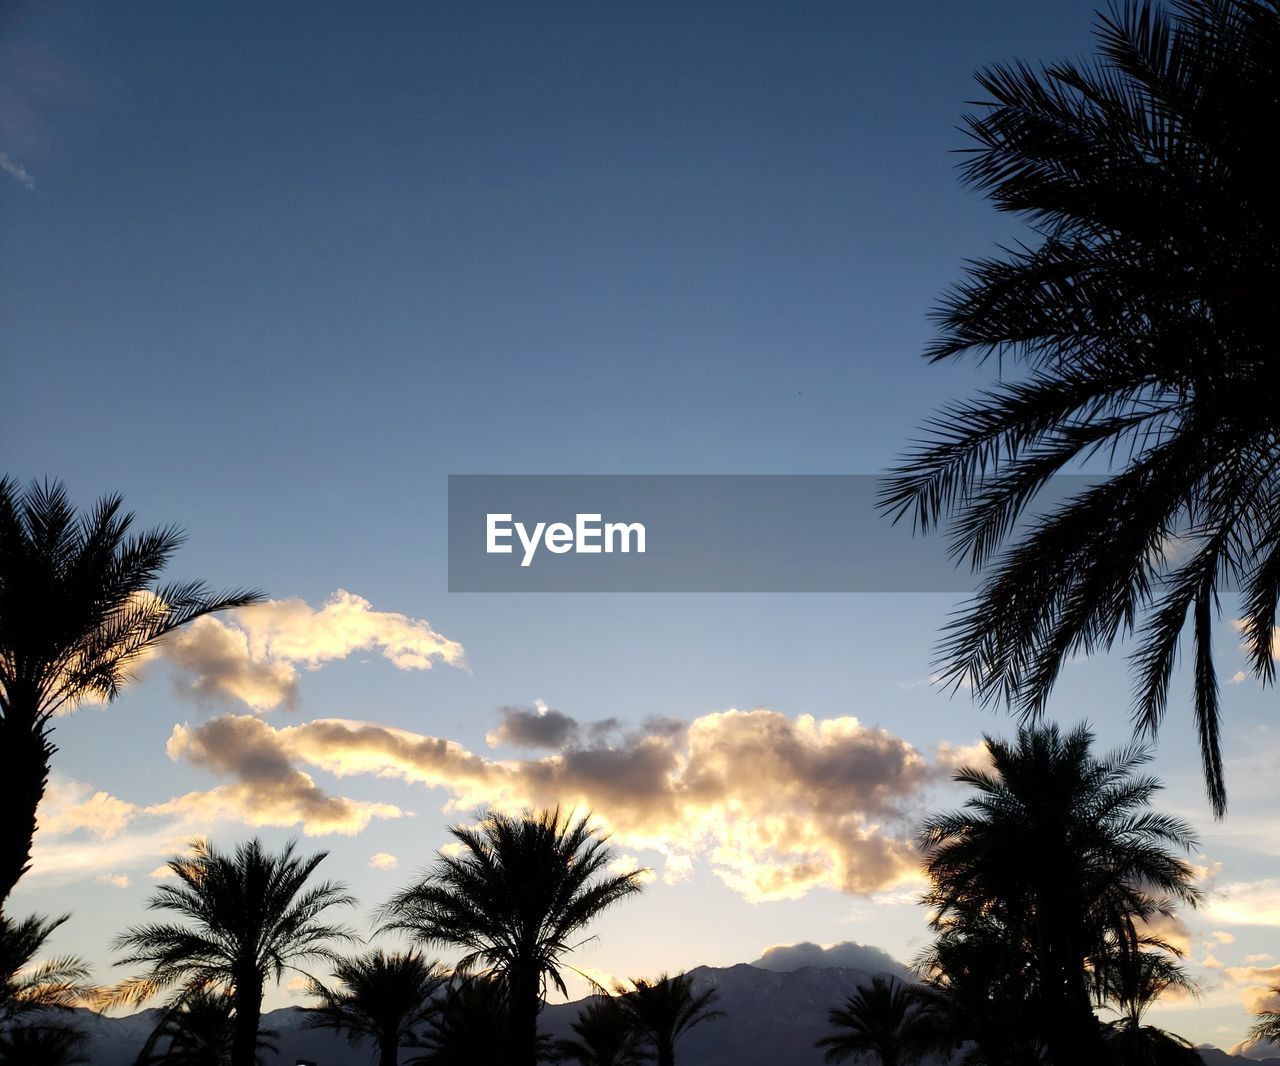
[3,0,1279,1052]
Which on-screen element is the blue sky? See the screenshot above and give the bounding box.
[4,0,1280,1051]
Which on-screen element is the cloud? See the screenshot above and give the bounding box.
[1223,963,1280,1016]
[39,777,138,838]
[163,590,465,711]
[368,852,399,870]
[750,940,909,977]
[0,151,35,189]
[162,715,406,835]
[165,707,933,901]
[1206,880,1280,926]
[487,702,580,750]
[95,872,130,889]
[1138,909,1192,956]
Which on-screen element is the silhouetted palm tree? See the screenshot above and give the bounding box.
[409,975,552,1066]
[0,477,259,908]
[1099,951,1199,1065]
[381,808,645,1066]
[815,975,932,1066]
[880,0,1280,815]
[915,920,1044,1065]
[307,949,445,1066]
[920,724,1199,1065]
[553,996,646,1066]
[0,1022,87,1065]
[1248,986,1280,1049]
[612,972,723,1066]
[113,838,356,1066]
[135,987,278,1066]
[0,913,95,1025]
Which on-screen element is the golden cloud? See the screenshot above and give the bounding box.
[162,590,465,711]
[165,707,932,901]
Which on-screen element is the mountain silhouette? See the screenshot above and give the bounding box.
[50,962,1280,1065]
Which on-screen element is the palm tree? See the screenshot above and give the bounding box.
[815,975,931,1066]
[611,972,723,1066]
[135,987,278,1066]
[113,838,356,1066]
[381,808,646,1066]
[0,912,95,1025]
[1099,951,1199,1065]
[553,996,646,1066]
[1248,986,1280,1050]
[409,975,548,1066]
[920,723,1200,1065]
[915,921,1044,1065]
[307,949,445,1066]
[0,1023,87,1065]
[879,0,1280,815]
[0,477,259,907]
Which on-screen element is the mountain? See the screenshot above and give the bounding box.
[42,962,1278,1065]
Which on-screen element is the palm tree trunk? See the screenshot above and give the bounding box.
[0,710,54,913]
[657,1038,675,1066]
[510,968,541,1066]
[378,1039,399,1066]
[231,972,264,1066]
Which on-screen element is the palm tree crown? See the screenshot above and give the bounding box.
[815,975,931,1066]
[919,723,1200,1065]
[307,949,445,1066]
[0,477,259,907]
[1248,987,1280,1050]
[0,913,95,1025]
[880,0,1280,815]
[554,996,647,1066]
[612,972,724,1066]
[381,807,646,1066]
[113,838,356,1066]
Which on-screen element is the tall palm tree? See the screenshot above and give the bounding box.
[135,987,278,1066]
[920,723,1200,1065]
[307,949,445,1066]
[815,975,931,1066]
[0,477,259,907]
[0,912,95,1025]
[381,808,645,1066]
[879,0,1280,815]
[553,996,646,1066]
[611,972,723,1066]
[113,838,356,1066]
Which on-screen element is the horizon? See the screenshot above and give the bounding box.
[4,0,1280,1058]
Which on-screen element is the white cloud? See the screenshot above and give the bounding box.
[39,777,138,838]
[368,852,399,870]
[163,590,465,711]
[95,872,130,889]
[750,940,909,977]
[0,151,35,189]
[1206,880,1280,927]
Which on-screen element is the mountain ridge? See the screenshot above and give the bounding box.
[50,961,1280,1065]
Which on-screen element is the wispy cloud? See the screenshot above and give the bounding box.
[0,151,35,189]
